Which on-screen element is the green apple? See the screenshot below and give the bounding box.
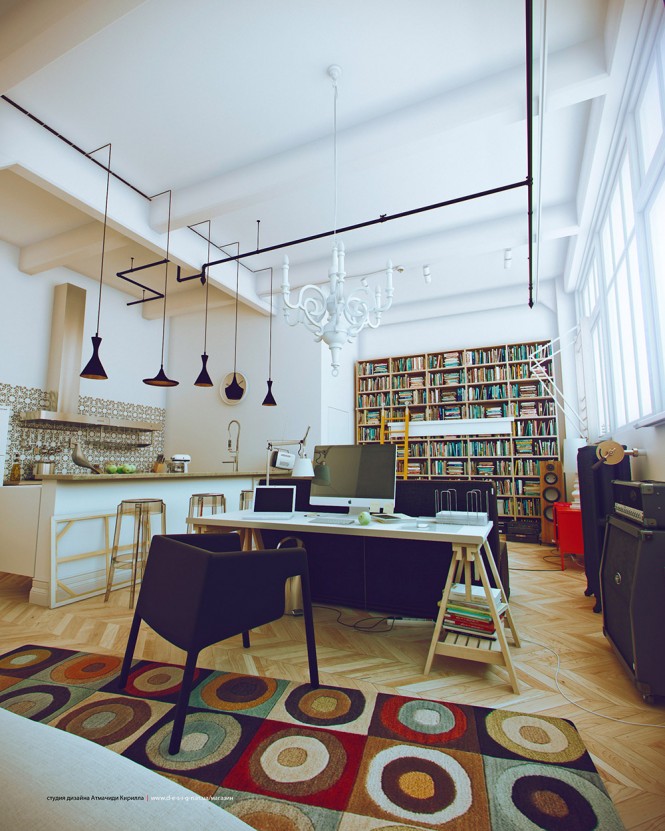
[105,464,117,474]
[358,511,371,526]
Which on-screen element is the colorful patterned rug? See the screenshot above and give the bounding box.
[0,645,625,830]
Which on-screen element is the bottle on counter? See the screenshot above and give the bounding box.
[9,454,21,483]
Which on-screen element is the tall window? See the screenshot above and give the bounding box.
[576,14,664,438]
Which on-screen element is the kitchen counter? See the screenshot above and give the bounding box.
[25,471,270,608]
[38,470,267,481]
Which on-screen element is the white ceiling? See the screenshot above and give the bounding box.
[0,0,639,321]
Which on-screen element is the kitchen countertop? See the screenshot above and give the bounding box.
[37,471,267,482]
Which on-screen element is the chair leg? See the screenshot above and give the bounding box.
[242,631,250,648]
[119,611,142,687]
[168,650,199,756]
[104,505,123,602]
[300,571,319,688]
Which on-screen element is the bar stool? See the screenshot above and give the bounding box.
[104,499,166,608]
[239,489,254,510]
[186,492,226,532]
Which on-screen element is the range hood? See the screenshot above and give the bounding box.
[19,283,161,432]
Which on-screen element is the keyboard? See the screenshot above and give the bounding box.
[308,516,355,526]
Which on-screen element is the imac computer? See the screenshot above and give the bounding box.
[310,444,397,514]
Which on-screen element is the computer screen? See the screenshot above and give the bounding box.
[309,444,397,513]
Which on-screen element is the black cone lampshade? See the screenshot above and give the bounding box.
[143,364,179,387]
[81,143,111,381]
[143,189,178,388]
[224,372,244,401]
[81,335,108,380]
[194,353,213,387]
[262,378,276,406]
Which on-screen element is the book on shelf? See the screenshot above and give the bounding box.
[441,583,507,640]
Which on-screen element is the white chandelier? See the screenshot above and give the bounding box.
[280,65,395,377]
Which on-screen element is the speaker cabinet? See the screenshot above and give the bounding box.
[540,460,563,544]
[577,445,631,609]
[601,516,665,702]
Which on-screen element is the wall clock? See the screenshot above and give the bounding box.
[219,371,248,405]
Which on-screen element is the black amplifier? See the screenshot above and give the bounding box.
[613,480,665,529]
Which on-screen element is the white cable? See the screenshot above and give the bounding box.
[522,636,665,728]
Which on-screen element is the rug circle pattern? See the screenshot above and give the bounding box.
[485,710,587,764]
[366,743,473,825]
[493,762,623,830]
[284,684,366,727]
[145,711,243,770]
[199,673,278,711]
[379,696,468,744]
[56,696,153,745]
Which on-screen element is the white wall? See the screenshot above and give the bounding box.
[611,424,665,481]
[357,283,559,360]
[0,239,166,408]
[165,303,323,473]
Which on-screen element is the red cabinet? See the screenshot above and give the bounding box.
[553,502,584,570]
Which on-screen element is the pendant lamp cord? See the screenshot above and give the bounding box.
[87,142,112,337]
[257,220,273,379]
[332,76,338,239]
[203,219,211,354]
[233,242,240,373]
[161,190,172,366]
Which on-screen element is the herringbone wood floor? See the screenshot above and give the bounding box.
[1,542,664,829]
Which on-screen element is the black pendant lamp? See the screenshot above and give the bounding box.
[194,220,214,387]
[81,143,112,380]
[224,252,244,401]
[143,190,179,387]
[262,266,277,406]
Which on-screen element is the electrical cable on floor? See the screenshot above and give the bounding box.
[522,637,665,728]
[312,604,396,633]
[511,552,582,572]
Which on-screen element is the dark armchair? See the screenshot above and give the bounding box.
[118,533,318,754]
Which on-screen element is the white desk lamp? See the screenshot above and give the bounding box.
[266,426,314,484]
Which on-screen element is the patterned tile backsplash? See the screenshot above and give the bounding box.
[0,383,165,481]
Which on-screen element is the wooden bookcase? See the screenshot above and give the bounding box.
[355,341,559,532]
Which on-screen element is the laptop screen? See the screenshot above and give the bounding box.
[252,485,296,513]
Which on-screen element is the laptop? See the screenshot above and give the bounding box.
[251,485,297,519]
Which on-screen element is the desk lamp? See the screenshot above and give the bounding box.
[266,426,314,485]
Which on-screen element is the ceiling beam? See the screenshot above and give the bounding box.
[0,0,148,91]
[18,220,126,274]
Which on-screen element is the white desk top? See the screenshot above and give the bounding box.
[191,510,493,546]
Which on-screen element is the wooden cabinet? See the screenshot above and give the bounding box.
[356,340,559,534]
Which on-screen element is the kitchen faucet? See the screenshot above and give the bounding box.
[225,419,240,472]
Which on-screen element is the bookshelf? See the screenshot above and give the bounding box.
[355,341,559,533]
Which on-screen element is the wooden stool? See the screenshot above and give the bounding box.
[104,498,166,608]
[186,492,226,532]
[239,489,254,510]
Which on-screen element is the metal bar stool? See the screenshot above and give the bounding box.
[239,489,254,510]
[186,492,226,532]
[104,498,166,608]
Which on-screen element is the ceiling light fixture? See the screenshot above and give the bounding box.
[224,246,244,401]
[280,65,394,377]
[81,142,112,380]
[258,221,277,407]
[143,190,179,387]
[194,220,214,387]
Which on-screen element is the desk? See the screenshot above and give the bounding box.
[192,511,520,691]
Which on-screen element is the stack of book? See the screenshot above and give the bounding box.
[442,583,507,640]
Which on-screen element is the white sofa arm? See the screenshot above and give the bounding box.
[0,708,252,830]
